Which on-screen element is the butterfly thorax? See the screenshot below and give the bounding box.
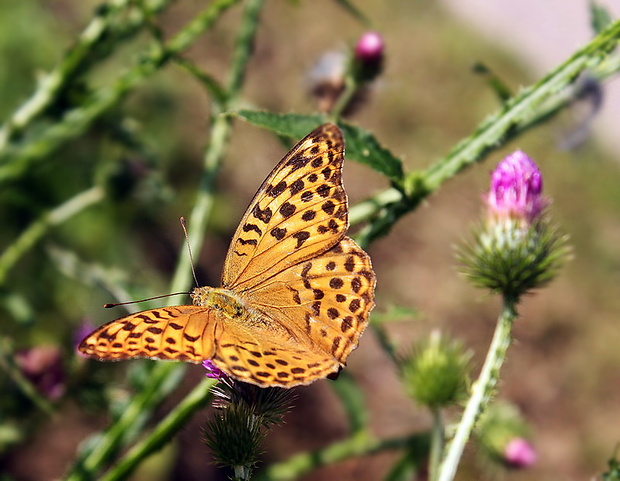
[190,286,246,320]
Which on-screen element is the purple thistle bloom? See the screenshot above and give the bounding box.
[203,360,226,380]
[16,346,66,400]
[504,437,538,468]
[486,151,547,225]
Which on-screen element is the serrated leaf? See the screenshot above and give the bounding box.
[235,110,326,139]
[235,111,405,183]
[339,123,404,183]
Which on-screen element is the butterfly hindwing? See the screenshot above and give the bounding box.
[246,236,376,366]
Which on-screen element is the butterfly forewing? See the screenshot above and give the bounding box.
[222,124,347,290]
[78,306,219,362]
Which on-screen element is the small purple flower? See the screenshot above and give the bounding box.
[353,31,384,82]
[355,32,384,65]
[16,346,65,400]
[504,437,538,468]
[203,360,226,380]
[486,151,547,225]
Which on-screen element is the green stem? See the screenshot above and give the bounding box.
[98,377,215,481]
[255,432,428,481]
[0,186,105,285]
[429,408,444,481]
[437,298,518,481]
[0,0,174,150]
[0,0,241,185]
[66,1,265,479]
[329,74,358,122]
[0,338,55,415]
[65,363,186,481]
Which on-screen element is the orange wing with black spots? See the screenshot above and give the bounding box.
[79,124,376,388]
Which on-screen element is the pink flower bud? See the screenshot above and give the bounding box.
[504,437,538,468]
[354,31,384,65]
[353,31,384,82]
[486,151,547,225]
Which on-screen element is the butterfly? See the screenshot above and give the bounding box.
[79,123,376,387]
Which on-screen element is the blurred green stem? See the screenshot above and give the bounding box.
[429,408,444,481]
[437,298,518,481]
[255,432,428,481]
[0,0,240,185]
[0,0,173,149]
[66,1,264,479]
[0,338,55,415]
[98,377,215,481]
[0,186,105,285]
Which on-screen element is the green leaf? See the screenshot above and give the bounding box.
[339,123,404,183]
[235,110,326,139]
[590,1,613,34]
[235,111,405,183]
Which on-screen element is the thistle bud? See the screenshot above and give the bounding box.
[401,331,471,409]
[459,151,570,298]
[477,402,537,469]
[352,31,384,82]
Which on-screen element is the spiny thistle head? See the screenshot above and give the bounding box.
[204,372,294,477]
[459,151,570,298]
[477,402,537,469]
[400,331,472,409]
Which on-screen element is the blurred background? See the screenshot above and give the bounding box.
[1,1,619,480]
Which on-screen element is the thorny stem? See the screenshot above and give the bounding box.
[349,19,620,244]
[437,298,518,481]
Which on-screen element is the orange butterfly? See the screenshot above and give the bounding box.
[79,124,376,387]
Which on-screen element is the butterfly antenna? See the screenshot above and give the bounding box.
[180,217,200,287]
[104,292,189,309]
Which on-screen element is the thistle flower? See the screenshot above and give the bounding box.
[203,359,226,380]
[401,331,471,409]
[459,151,569,298]
[204,371,294,479]
[15,346,65,400]
[485,151,547,226]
